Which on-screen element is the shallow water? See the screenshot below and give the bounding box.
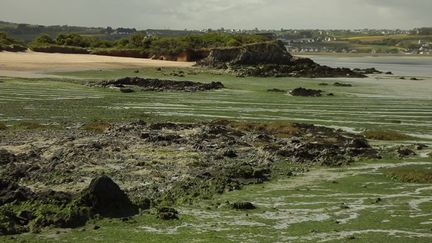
[311,55,432,77]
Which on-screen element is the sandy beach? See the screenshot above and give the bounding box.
[0,51,194,78]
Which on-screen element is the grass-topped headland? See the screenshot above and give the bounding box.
[27,32,269,61]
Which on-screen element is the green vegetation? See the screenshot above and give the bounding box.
[0,32,26,52]
[28,32,268,58]
[384,165,432,183]
[362,130,413,141]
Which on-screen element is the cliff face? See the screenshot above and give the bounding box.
[198,41,294,67]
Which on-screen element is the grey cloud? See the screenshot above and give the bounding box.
[0,0,430,29]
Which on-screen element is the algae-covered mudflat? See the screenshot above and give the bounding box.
[1,56,432,137]
[1,55,432,242]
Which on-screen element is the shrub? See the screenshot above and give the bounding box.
[33,34,55,45]
[0,32,27,51]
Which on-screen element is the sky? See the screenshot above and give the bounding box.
[0,0,431,30]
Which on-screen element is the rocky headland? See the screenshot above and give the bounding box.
[198,41,371,78]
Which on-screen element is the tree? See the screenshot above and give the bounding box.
[34,34,55,45]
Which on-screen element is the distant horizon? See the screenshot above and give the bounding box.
[1,0,431,30]
[2,19,431,32]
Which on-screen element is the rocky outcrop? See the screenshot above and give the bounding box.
[0,121,381,235]
[198,41,366,78]
[232,202,256,210]
[199,41,293,68]
[91,77,224,92]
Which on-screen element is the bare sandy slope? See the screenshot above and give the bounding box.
[0,51,194,78]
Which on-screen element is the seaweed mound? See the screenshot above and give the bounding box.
[290,87,323,97]
[92,77,224,92]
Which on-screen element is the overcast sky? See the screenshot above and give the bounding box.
[1,0,431,30]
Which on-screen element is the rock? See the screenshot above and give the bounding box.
[415,144,428,150]
[0,149,16,165]
[0,180,33,204]
[385,71,393,75]
[157,207,179,220]
[340,203,350,209]
[223,149,238,158]
[232,202,256,210]
[397,148,416,158]
[353,68,382,74]
[348,138,370,149]
[78,176,138,218]
[333,82,352,87]
[290,88,322,97]
[120,88,134,93]
[267,88,286,93]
